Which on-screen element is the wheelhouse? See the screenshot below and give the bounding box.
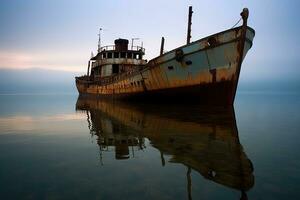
[88,39,146,80]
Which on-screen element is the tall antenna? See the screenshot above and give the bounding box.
[97,28,102,53]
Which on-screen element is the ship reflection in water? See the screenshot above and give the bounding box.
[76,96,254,200]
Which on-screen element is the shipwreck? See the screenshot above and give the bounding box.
[75,7,255,105]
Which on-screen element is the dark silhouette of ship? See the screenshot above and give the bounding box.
[76,96,254,199]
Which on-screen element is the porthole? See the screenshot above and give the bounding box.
[185,60,192,65]
[168,66,174,70]
[175,49,184,62]
[207,37,217,47]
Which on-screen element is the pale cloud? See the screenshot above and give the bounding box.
[0,50,87,72]
[0,51,33,69]
[42,114,86,121]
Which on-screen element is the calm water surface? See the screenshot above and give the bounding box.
[0,92,299,200]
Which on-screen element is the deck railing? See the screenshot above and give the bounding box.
[99,45,145,53]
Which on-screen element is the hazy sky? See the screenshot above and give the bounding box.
[0,0,299,82]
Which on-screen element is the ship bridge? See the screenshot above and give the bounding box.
[89,39,147,79]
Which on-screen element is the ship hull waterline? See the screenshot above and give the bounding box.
[76,26,255,105]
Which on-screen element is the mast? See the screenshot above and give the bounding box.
[186,6,193,44]
[97,28,102,53]
[160,37,165,55]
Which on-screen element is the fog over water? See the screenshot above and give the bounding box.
[0,68,299,95]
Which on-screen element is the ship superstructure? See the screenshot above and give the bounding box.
[88,38,146,84]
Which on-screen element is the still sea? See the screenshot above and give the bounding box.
[0,92,299,200]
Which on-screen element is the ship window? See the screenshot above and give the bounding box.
[120,52,126,58]
[114,52,119,58]
[108,52,112,58]
[134,53,139,59]
[168,66,174,70]
[127,52,132,59]
[102,53,106,58]
[112,64,119,74]
[185,60,192,65]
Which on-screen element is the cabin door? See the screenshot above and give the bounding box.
[112,64,119,74]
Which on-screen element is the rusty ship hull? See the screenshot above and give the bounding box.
[76,9,255,105]
[76,27,255,105]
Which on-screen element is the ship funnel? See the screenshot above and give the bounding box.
[115,39,129,51]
